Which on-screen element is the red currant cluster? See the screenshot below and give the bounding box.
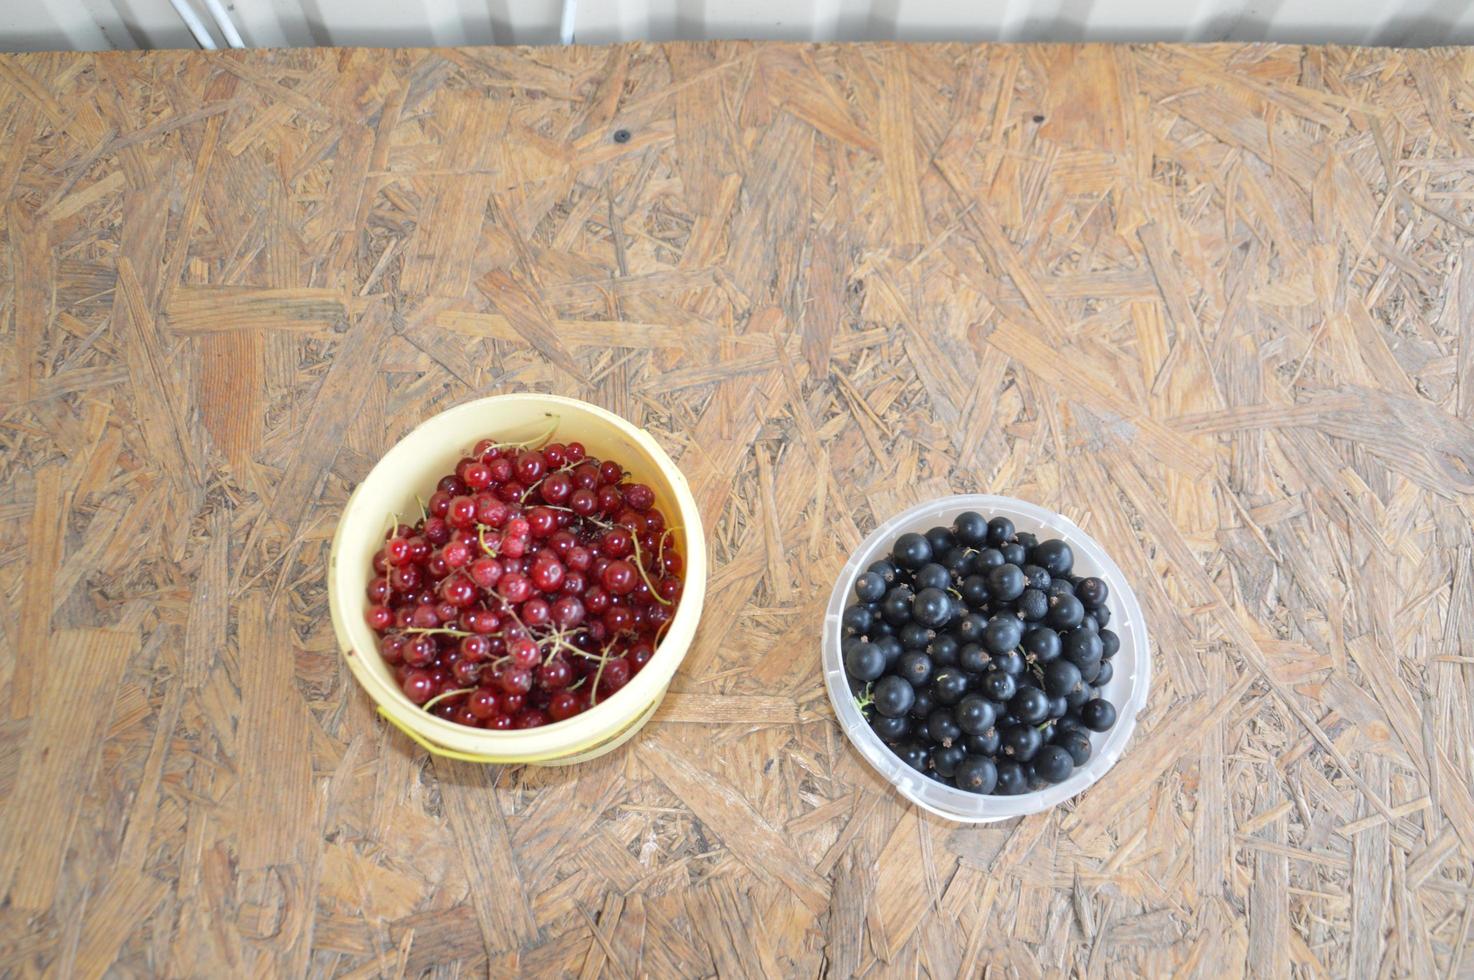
[364,438,684,730]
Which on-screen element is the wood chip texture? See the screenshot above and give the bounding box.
[1,41,1473,977]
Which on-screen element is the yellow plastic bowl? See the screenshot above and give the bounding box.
[328,394,706,765]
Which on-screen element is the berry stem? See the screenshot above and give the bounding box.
[402,626,472,638]
[629,532,672,606]
[422,687,475,711]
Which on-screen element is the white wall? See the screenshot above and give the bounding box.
[5,0,1474,51]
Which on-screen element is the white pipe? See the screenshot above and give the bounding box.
[559,0,576,44]
[168,0,218,48]
[201,0,246,47]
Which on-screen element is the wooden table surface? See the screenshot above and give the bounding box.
[3,40,1474,978]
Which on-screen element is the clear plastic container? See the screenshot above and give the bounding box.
[821,494,1151,823]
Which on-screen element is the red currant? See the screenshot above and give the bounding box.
[476,494,508,527]
[514,451,546,484]
[448,495,477,528]
[437,475,468,496]
[530,558,566,593]
[488,458,513,483]
[513,709,548,729]
[498,573,532,603]
[528,507,558,538]
[428,491,451,519]
[521,597,551,627]
[598,657,632,694]
[584,587,611,614]
[604,605,633,634]
[440,575,476,607]
[600,528,633,558]
[599,460,622,484]
[367,577,391,603]
[410,604,439,629]
[565,442,586,463]
[499,668,532,695]
[402,670,435,703]
[551,595,585,628]
[569,488,598,516]
[366,605,394,630]
[601,560,637,596]
[452,658,481,686]
[548,690,579,720]
[543,443,566,467]
[624,483,655,511]
[540,472,573,505]
[597,486,622,515]
[424,516,450,545]
[468,688,499,719]
[386,536,412,566]
[463,460,493,490]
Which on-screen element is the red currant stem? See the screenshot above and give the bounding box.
[477,524,498,557]
[402,626,472,637]
[416,495,428,522]
[568,676,587,691]
[537,504,613,530]
[422,687,475,711]
[469,414,562,457]
[629,533,672,606]
[589,654,609,706]
[654,614,674,647]
[383,511,399,541]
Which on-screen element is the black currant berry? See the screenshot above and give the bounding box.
[1081,698,1117,732]
[871,713,909,742]
[841,604,874,635]
[1011,686,1051,725]
[981,670,1016,702]
[959,643,989,674]
[1047,593,1085,630]
[1034,744,1073,783]
[983,614,1024,654]
[931,669,969,704]
[1031,539,1074,577]
[1075,576,1108,608]
[954,754,998,793]
[987,564,1025,602]
[844,641,884,681]
[931,743,966,778]
[994,760,1028,795]
[1000,724,1042,762]
[892,532,932,570]
[873,675,914,717]
[897,651,933,687]
[1022,627,1061,663]
[912,588,952,628]
[854,571,887,603]
[986,516,1015,546]
[954,694,997,735]
[954,511,988,547]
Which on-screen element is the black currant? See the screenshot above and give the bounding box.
[897,651,933,687]
[871,713,909,742]
[912,588,952,628]
[1043,658,1083,698]
[1000,724,1043,761]
[959,643,989,674]
[928,634,960,667]
[931,669,969,704]
[1047,593,1085,630]
[1034,744,1073,783]
[925,526,956,554]
[954,754,997,793]
[1092,660,1114,686]
[897,741,930,771]
[941,547,975,576]
[844,641,885,681]
[873,675,914,717]
[926,708,961,745]
[983,614,1024,654]
[866,558,899,584]
[1064,626,1102,663]
[987,564,1025,602]
[857,571,887,603]
[963,728,1000,756]
[1030,539,1074,577]
[909,687,936,719]
[931,743,966,778]
[1075,576,1108,608]
[954,694,997,735]
[1081,698,1117,732]
[1055,729,1092,765]
[959,575,991,608]
[954,613,987,644]
[994,760,1028,795]
[975,547,1005,571]
[990,650,1025,676]
[1017,588,1048,622]
[892,532,932,570]
[1011,686,1050,725]
[874,635,904,667]
[954,511,988,547]
[981,670,1016,701]
[881,587,914,626]
[915,563,951,592]
[899,622,934,650]
[1048,695,1069,719]
[986,516,1015,546]
[841,604,874,635]
[1046,578,1075,597]
[1015,531,1038,550]
[1022,564,1051,590]
[1021,627,1061,662]
[1001,542,1027,566]
[1100,628,1120,658]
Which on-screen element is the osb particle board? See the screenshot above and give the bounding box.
[1,41,1473,978]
